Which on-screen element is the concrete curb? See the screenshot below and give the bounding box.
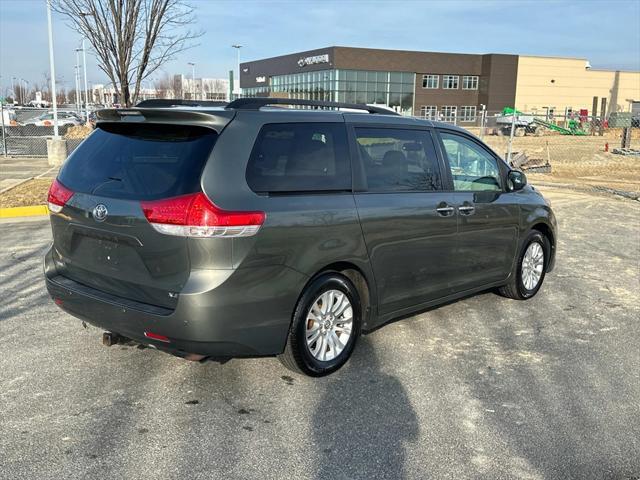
[0,205,49,218]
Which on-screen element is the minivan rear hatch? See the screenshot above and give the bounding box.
[50,110,232,309]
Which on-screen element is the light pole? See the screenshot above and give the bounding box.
[187,62,196,100]
[21,79,29,105]
[11,76,17,104]
[231,44,242,97]
[46,0,59,137]
[74,48,82,113]
[81,39,89,120]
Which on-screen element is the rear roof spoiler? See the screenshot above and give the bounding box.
[95,108,235,132]
[226,98,400,115]
[135,99,228,108]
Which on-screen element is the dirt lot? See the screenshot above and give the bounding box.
[477,133,640,196]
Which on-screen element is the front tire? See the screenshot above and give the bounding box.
[278,273,361,377]
[498,231,549,300]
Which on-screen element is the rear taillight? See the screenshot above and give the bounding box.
[47,179,74,213]
[140,192,265,238]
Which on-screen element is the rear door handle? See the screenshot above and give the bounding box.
[436,205,455,217]
[458,205,475,215]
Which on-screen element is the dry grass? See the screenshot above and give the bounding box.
[0,178,52,208]
[64,125,93,139]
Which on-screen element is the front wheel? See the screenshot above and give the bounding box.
[278,273,361,376]
[498,231,549,300]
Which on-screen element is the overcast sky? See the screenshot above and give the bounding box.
[1,0,639,94]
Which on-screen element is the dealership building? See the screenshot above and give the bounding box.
[239,46,640,122]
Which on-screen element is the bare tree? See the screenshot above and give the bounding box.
[56,88,68,105]
[153,72,173,98]
[68,89,79,104]
[13,84,28,105]
[53,0,201,106]
[171,74,183,98]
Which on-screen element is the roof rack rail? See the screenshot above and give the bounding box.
[135,99,228,108]
[225,98,400,115]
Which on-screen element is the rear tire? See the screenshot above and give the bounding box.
[278,273,361,377]
[498,230,549,300]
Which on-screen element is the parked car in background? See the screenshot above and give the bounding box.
[45,98,557,377]
[88,110,97,128]
[23,112,82,127]
[1,107,18,126]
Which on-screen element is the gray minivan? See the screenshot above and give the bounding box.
[45,98,556,376]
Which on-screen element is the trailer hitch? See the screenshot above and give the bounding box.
[102,331,127,347]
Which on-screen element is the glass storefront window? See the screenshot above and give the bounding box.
[242,68,416,115]
[389,72,402,83]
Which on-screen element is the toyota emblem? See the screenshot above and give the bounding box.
[93,204,108,222]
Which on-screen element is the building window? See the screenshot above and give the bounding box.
[242,69,416,115]
[442,75,459,89]
[462,75,478,90]
[459,106,477,122]
[421,75,439,89]
[441,106,457,123]
[419,105,438,119]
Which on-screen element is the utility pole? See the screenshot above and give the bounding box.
[46,0,59,137]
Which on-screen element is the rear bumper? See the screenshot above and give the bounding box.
[44,246,307,358]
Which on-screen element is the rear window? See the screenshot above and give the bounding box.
[58,123,217,200]
[246,123,351,193]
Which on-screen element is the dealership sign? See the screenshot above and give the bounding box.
[256,76,266,83]
[297,54,330,67]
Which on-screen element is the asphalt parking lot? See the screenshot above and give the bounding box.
[1,186,639,480]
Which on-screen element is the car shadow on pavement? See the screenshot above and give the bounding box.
[310,337,419,480]
[0,243,53,323]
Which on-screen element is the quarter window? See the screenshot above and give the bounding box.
[246,123,351,193]
[354,128,442,192]
[440,132,502,191]
[442,75,459,89]
[462,75,479,90]
[421,74,439,89]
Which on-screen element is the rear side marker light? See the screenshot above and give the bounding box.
[144,331,170,343]
[140,192,265,238]
[47,179,74,213]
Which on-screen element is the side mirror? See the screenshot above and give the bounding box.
[507,170,527,191]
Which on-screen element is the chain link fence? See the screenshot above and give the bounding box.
[1,106,90,157]
[420,109,640,196]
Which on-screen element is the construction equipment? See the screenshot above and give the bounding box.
[532,118,587,135]
[495,108,587,136]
